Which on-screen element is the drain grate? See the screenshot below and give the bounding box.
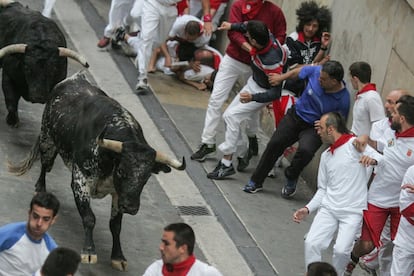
[176,205,210,216]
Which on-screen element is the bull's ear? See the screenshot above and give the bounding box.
[96,126,108,143]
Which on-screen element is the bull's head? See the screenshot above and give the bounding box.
[96,133,185,215]
[0,44,89,103]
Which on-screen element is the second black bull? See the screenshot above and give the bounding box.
[0,0,88,127]
[9,72,186,271]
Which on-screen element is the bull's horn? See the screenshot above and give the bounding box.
[0,44,27,59]
[58,47,89,68]
[155,152,186,170]
[97,138,123,153]
[0,0,14,7]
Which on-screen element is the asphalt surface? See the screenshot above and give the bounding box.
[0,0,371,275]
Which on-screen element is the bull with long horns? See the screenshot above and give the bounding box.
[0,0,88,127]
[9,72,186,271]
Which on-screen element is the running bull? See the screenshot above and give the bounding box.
[9,72,186,271]
[0,0,88,127]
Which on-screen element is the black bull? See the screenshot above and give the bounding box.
[0,0,88,127]
[9,72,186,271]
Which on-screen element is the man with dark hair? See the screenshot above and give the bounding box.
[243,61,350,198]
[284,0,332,97]
[356,89,408,275]
[0,192,60,275]
[206,20,287,179]
[190,0,286,163]
[307,261,338,276]
[143,222,222,275]
[34,247,81,276]
[293,112,380,275]
[345,94,414,275]
[349,61,384,136]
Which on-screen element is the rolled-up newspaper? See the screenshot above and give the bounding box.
[171,61,189,67]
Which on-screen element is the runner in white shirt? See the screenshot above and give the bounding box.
[391,165,414,275]
[293,112,381,275]
[0,192,60,276]
[349,61,385,136]
[345,95,414,275]
[143,223,222,276]
[359,89,409,275]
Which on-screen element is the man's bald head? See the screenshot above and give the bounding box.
[385,89,410,118]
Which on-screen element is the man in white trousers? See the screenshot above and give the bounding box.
[293,111,381,275]
[97,0,136,48]
[190,0,286,162]
[206,20,287,179]
[42,0,56,18]
[391,166,414,275]
[345,95,414,275]
[359,89,408,275]
[133,0,181,91]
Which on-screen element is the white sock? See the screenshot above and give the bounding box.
[221,158,232,167]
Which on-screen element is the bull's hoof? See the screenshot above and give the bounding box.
[81,253,98,264]
[6,113,19,128]
[111,259,128,271]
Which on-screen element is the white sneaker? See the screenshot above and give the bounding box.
[135,78,149,91]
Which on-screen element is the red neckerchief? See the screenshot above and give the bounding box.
[242,0,263,20]
[162,255,196,276]
[249,39,272,56]
[198,23,204,37]
[329,134,355,154]
[401,204,414,225]
[355,83,376,100]
[396,127,414,139]
[297,31,321,43]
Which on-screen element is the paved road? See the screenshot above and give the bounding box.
[0,1,370,275]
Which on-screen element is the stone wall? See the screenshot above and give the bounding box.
[214,0,414,189]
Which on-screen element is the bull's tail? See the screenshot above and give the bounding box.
[8,136,40,175]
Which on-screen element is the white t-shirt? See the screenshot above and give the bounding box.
[0,222,57,276]
[351,90,385,136]
[368,135,414,208]
[393,165,414,253]
[169,15,211,47]
[370,117,394,153]
[306,137,381,214]
[143,259,223,276]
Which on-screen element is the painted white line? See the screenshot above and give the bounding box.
[54,1,253,275]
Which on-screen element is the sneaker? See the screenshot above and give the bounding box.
[281,178,297,199]
[243,180,263,194]
[358,261,377,275]
[191,144,216,162]
[248,136,258,156]
[207,161,235,180]
[136,78,149,91]
[344,261,357,276]
[267,167,277,178]
[237,152,251,172]
[120,41,137,57]
[97,36,111,48]
[114,26,126,43]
